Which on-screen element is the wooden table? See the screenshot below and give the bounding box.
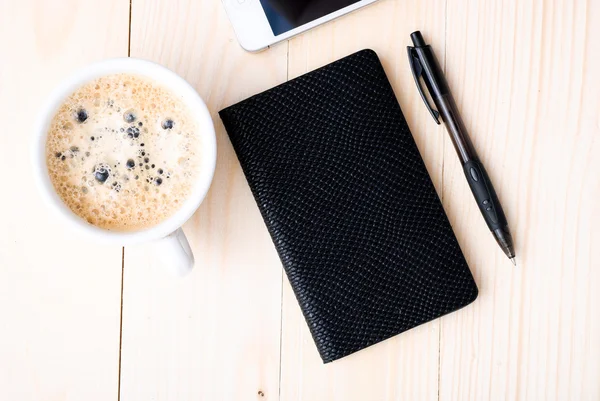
[1,0,599,400]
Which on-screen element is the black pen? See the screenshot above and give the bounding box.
[407,31,516,265]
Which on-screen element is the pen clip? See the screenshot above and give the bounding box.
[407,46,441,124]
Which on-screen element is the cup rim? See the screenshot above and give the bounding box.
[32,58,217,245]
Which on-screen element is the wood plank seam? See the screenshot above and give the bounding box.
[438,2,448,399]
[118,247,125,401]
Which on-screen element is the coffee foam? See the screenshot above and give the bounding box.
[45,73,201,231]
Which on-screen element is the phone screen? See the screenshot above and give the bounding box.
[259,0,362,35]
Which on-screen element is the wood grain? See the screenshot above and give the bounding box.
[1,0,599,400]
[119,1,287,400]
[439,1,600,400]
[0,0,128,400]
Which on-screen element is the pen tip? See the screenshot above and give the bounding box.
[510,258,517,266]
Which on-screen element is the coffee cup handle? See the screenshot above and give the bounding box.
[156,228,194,275]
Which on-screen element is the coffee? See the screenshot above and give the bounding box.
[45,73,201,231]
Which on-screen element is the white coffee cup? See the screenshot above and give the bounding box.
[32,58,217,275]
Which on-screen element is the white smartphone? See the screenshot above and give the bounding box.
[222,0,380,52]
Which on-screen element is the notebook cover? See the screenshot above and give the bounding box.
[219,49,478,363]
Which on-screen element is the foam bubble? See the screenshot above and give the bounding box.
[46,73,201,231]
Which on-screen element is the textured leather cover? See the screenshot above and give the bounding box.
[219,49,478,363]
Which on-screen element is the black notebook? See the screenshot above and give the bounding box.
[219,49,478,363]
